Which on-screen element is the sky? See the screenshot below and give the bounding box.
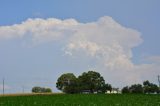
[0,0,160,93]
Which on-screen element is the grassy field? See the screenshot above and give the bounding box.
[0,94,160,106]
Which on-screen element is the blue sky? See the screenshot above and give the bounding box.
[0,0,160,93]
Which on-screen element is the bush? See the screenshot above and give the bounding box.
[122,86,130,94]
[32,86,52,93]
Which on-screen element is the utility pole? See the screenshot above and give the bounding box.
[158,75,160,87]
[3,78,4,95]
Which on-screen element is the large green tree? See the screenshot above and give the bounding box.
[56,73,79,93]
[122,86,130,94]
[129,84,143,93]
[78,71,105,93]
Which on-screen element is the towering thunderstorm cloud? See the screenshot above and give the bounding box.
[0,16,159,86]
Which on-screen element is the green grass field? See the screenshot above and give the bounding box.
[0,94,160,106]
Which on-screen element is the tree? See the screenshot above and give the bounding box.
[56,73,79,94]
[129,84,143,93]
[122,86,130,94]
[149,84,159,93]
[101,84,112,93]
[143,80,159,94]
[78,71,105,93]
[32,86,42,93]
[105,84,112,92]
[56,71,110,94]
[32,86,52,93]
[143,80,150,86]
[44,88,52,93]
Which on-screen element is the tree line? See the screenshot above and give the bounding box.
[31,70,160,94]
[122,80,159,94]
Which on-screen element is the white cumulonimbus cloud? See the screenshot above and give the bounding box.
[0,16,142,69]
[0,16,159,87]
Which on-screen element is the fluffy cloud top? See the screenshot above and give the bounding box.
[0,18,78,43]
[0,16,142,69]
[0,16,159,87]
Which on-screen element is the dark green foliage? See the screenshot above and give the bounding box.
[129,84,143,93]
[56,71,109,94]
[101,84,112,93]
[32,87,52,93]
[122,84,143,94]
[78,71,106,93]
[56,71,159,95]
[56,73,79,94]
[122,81,160,94]
[143,80,159,94]
[32,87,42,93]
[122,86,130,93]
[44,88,52,93]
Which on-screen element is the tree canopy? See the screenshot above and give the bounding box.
[56,73,79,94]
[56,71,111,94]
[121,80,160,94]
[129,84,143,93]
[32,86,52,93]
[56,71,159,94]
[78,71,106,93]
[143,80,159,94]
[122,86,130,94]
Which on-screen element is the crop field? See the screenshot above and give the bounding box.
[0,94,160,106]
